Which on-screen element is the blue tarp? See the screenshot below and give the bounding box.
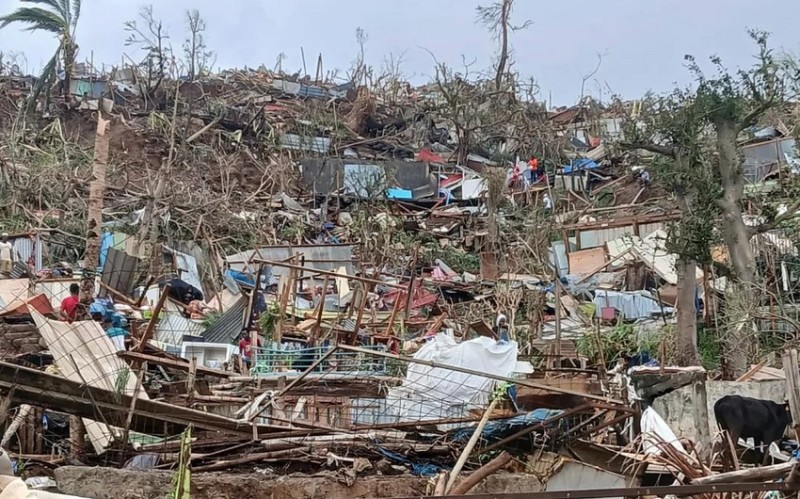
[452,408,565,443]
[562,158,600,174]
[374,446,441,477]
[99,231,114,269]
[386,187,413,200]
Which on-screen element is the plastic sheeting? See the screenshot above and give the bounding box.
[452,408,564,442]
[640,406,687,455]
[373,334,518,424]
[593,290,671,319]
[402,334,518,407]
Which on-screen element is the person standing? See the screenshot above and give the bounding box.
[60,283,81,322]
[0,234,12,276]
[493,313,510,342]
[106,314,128,352]
[542,193,553,212]
[238,333,261,370]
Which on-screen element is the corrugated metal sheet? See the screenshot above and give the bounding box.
[546,461,629,495]
[164,246,203,296]
[99,248,140,299]
[0,279,29,310]
[11,234,43,271]
[226,244,355,278]
[34,278,99,309]
[280,133,331,153]
[156,301,205,345]
[271,79,350,100]
[9,261,28,279]
[31,309,149,454]
[549,242,570,277]
[203,296,247,344]
[578,222,664,249]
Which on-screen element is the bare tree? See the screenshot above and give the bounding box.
[124,5,171,106]
[476,0,531,91]
[348,27,370,86]
[183,9,215,80]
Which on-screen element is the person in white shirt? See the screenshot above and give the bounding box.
[0,234,12,276]
[542,193,553,211]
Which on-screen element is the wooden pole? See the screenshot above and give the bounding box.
[135,283,170,352]
[554,278,562,369]
[352,282,369,344]
[120,361,147,454]
[403,245,420,320]
[384,293,402,337]
[445,398,500,493]
[691,461,796,485]
[311,275,330,346]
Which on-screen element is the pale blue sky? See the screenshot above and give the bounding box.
[0,0,797,105]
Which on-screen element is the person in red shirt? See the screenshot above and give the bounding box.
[238,333,261,369]
[60,283,80,322]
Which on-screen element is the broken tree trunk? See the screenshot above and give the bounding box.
[69,416,85,461]
[450,451,513,495]
[80,110,111,314]
[674,258,700,366]
[691,461,796,485]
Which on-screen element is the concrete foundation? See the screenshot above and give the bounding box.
[53,466,543,499]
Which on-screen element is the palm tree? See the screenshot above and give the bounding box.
[0,0,81,109]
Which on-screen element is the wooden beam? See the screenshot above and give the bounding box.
[118,351,232,378]
[403,245,420,320]
[559,211,681,231]
[135,283,170,352]
[0,361,280,438]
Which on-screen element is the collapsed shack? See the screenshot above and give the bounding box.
[2,69,800,499]
[0,227,799,498]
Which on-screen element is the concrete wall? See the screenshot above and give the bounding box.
[652,380,786,444]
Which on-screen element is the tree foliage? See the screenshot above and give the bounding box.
[0,0,82,111]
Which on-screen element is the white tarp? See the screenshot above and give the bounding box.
[640,406,687,456]
[378,334,518,424]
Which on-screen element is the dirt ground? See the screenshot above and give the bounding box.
[53,466,543,499]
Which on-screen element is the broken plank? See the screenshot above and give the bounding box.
[0,361,274,438]
[118,351,232,378]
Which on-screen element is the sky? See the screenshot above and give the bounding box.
[0,0,798,106]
